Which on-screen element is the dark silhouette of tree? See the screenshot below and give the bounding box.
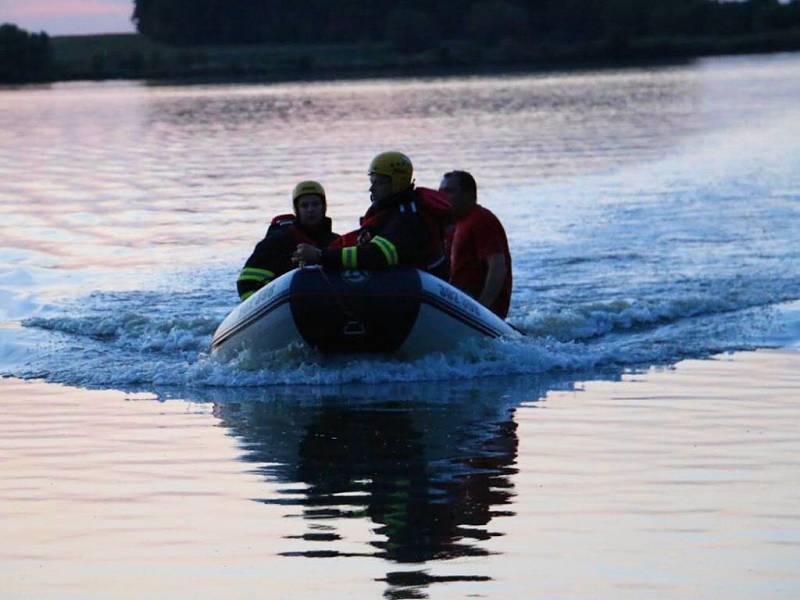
[0,23,53,82]
[386,8,438,53]
[468,1,530,45]
[130,0,800,48]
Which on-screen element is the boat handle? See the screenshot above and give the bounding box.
[343,321,366,336]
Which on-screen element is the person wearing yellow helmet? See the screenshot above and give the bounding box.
[236,180,339,301]
[293,152,451,279]
[367,151,414,198]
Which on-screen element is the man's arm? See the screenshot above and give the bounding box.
[294,237,397,270]
[237,234,287,301]
[478,253,507,310]
[294,213,423,270]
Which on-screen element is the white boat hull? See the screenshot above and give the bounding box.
[211,267,515,359]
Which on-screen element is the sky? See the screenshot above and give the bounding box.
[0,0,135,35]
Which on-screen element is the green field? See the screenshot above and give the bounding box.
[50,33,401,81]
[47,31,800,83]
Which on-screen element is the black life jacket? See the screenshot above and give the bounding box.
[362,188,452,276]
[328,189,451,278]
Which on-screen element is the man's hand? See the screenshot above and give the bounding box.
[292,244,322,265]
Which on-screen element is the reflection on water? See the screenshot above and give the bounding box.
[199,376,574,598]
[3,54,800,384]
[222,401,517,561]
[0,65,708,277]
[2,353,800,598]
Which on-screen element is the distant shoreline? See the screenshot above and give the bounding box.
[35,31,800,85]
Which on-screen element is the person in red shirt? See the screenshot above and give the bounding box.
[439,170,512,318]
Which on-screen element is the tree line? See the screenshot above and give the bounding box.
[132,0,800,49]
[3,1,800,83]
[0,23,53,82]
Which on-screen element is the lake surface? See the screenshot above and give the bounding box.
[1,53,800,598]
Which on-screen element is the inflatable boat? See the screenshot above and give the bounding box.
[211,266,516,359]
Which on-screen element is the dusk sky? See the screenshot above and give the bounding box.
[0,0,135,35]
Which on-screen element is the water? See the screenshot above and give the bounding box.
[1,54,800,597]
[2,354,799,598]
[2,54,799,387]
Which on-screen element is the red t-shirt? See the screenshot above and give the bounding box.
[450,204,512,318]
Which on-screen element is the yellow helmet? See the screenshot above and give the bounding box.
[368,151,413,194]
[292,180,326,209]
